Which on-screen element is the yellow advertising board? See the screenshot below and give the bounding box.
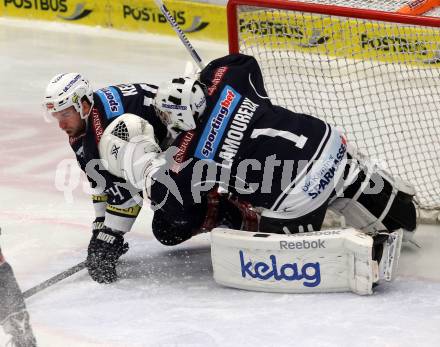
[238,12,440,67]
[0,0,107,25]
[111,0,226,41]
[0,0,227,41]
[2,1,440,67]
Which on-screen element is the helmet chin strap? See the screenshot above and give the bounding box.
[167,124,180,139]
[80,118,87,134]
[79,99,95,119]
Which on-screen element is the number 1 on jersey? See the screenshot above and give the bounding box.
[251,128,308,149]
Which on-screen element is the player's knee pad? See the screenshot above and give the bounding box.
[329,145,417,235]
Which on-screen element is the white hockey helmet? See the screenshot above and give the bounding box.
[153,77,206,132]
[43,73,94,119]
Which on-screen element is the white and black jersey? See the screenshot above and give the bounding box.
[69,83,167,232]
[150,54,347,230]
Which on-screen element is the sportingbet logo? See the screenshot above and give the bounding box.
[96,87,125,119]
[239,250,321,287]
[194,85,241,160]
[201,89,236,158]
[100,88,121,112]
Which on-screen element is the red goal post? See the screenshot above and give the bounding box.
[227,0,440,223]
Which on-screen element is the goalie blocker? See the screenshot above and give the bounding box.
[211,228,403,295]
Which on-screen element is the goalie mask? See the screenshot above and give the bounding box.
[154,77,206,132]
[43,73,94,119]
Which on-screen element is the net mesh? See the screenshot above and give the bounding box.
[232,1,440,212]
[291,0,440,15]
[111,121,130,141]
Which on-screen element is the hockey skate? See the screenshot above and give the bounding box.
[3,311,37,347]
[372,229,403,283]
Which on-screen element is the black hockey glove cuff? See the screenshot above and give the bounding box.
[86,228,129,284]
[92,216,105,231]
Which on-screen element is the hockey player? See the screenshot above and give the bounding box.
[0,233,37,346]
[99,54,417,247]
[42,75,171,284]
[43,72,250,283]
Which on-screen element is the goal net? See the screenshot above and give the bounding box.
[227,0,440,223]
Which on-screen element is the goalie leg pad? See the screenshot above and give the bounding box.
[211,228,382,295]
[329,146,417,237]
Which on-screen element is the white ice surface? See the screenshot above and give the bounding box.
[0,17,439,347]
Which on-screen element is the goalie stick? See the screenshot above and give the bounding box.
[153,0,205,70]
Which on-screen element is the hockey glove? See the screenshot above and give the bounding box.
[86,228,129,284]
[92,216,105,232]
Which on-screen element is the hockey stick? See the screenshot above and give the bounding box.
[1,228,86,300]
[153,0,205,70]
[23,260,86,299]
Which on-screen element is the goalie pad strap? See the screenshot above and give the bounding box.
[330,146,416,234]
[367,186,398,231]
[200,190,221,231]
[346,156,399,231]
[200,190,260,232]
[227,196,259,232]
